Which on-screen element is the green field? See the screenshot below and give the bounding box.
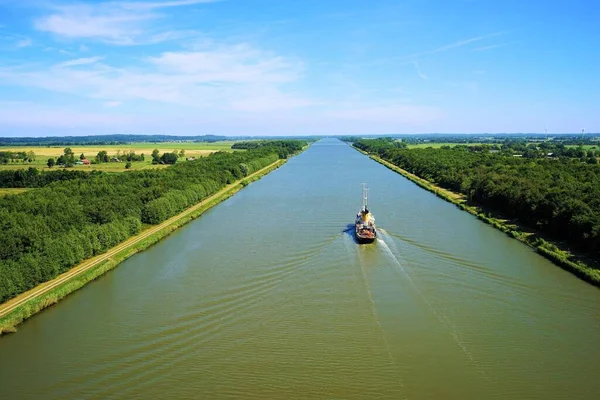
[0,141,238,172]
[0,188,30,197]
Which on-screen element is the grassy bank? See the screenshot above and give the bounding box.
[0,159,287,334]
[355,147,600,287]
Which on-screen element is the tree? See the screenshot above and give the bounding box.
[151,149,160,164]
[47,158,55,168]
[160,152,178,164]
[80,153,85,160]
[239,163,249,176]
[56,155,66,165]
[125,162,132,169]
[96,151,108,163]
[179,149,185,158]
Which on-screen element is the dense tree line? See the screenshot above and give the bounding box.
[231,140,305,158]
[354,138,600,259]
[0,141,305,302]
[0,151,35,164]
[0,168,91,188]
[94,150,146,163]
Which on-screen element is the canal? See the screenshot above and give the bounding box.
[1,138,599,399]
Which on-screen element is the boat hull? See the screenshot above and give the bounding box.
[355,229,377,244]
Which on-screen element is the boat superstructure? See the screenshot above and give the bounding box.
[355,184,376,244]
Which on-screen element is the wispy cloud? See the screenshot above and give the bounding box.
[119,0,219,10]
[471,42,514,52]
[0,32,32,49]
[34,0,217,45]
[0,42,313,111]
[401,31,507,60]
[412,61,428,80]
[16,38,32,48]
[103,101,122,107]
[55,56,104,68]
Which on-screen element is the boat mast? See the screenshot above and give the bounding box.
[362,183,368,212]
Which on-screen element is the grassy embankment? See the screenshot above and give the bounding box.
[0,141,238,172]
[354,147,600,287]
[0,158,288,334]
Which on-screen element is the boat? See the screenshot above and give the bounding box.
[355,184,377,244]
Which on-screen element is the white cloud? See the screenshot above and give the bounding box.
[34,1,215,45]
[104,101,122,107]
[55,56,104,68]
[412,61,428,80]
[148,45,300,83]
[0,42,312,111]
[471,42,515,52]
[119,0,219,10]
[401,31,508,60]
[16,38,32,48]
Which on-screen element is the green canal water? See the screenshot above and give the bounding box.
[1,138,599,399]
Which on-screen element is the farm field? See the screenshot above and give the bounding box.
[0,141,238,172]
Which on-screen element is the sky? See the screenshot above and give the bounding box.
[0,0,598,136]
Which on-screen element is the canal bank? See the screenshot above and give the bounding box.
[0,158,289,334]
[353,146,600,287]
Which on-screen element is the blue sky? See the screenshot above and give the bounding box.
[0,0,598,136]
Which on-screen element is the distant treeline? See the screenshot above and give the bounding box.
[353,138,600,259]
[0,140,306,303]
[340,134,600,146]
[0,168,90,188]
[231,140,306,157]
[0,134,321,147]
[0,134,228,146]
